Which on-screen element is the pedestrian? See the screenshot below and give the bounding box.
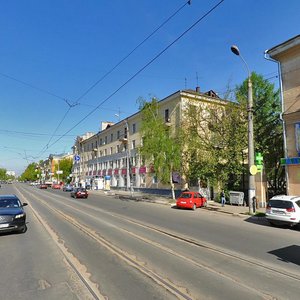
[221,190,226,207]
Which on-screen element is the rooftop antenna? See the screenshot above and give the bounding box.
[196,72,199,87]
[185,77,187,89]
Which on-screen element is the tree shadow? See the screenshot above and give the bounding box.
[268,245,300,266]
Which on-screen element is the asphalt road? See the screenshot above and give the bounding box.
[1,183,300,300]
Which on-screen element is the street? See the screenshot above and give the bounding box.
[1,183,300,300]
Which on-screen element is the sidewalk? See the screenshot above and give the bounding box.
[89,189,265,217]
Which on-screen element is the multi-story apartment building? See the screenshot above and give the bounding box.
[266,35,300,195]
[71,89,229,190]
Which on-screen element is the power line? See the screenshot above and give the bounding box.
[0,71,68,103]
[36,1,192,159]
[46,0,225,150]
[74,0,192,103]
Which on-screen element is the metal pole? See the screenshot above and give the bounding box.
[248,77,255,214]
[231,45,256,214]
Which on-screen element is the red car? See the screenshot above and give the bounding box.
[71,188,88,199]
[176,191,207,210]
[52,184,61,189]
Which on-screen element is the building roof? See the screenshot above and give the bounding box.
[266,34,300,60]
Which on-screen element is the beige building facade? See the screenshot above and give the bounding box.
[71,89,229,191]
[266,35,300,195]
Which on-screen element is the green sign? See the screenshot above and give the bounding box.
[255,152,263,165]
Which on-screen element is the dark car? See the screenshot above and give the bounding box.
[39,184,48,189]
[0,195,28,233]
[71,188,88,199]
[63,184,73,192]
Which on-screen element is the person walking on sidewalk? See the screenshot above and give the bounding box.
[221,190,226,207]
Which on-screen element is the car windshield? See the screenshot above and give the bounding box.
[0,198,20,208]
[180,193,192,199]
[268,200,294,209]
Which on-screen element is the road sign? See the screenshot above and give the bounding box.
[250,165,258,175]
[74,155,80,162]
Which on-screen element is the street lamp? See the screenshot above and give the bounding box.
[231,45,255,214]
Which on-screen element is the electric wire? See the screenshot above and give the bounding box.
[37,0,192,158]
[73,0,192,104]
[45,0,225,151]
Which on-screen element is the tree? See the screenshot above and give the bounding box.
[183,99,247,193]
[53,158,73,183]
[138,97,182,199]
[0,168,8,181]
[235,72,285,195]
[19,163,38,182]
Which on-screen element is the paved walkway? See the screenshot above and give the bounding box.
[89,189,265,217]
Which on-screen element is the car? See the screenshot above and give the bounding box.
[176,191,207,210]
[266,195,300,227]
[0,195,28,233]
[63,184,73,192]
[39,184,48,189]
[71,188,88,199]
[52,184,61,189]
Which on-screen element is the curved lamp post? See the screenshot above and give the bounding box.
[231,45,255,214]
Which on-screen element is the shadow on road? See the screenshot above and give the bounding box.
[268,245,300,266]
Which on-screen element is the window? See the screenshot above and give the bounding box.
[110,147,113,154]
[124,127,127,138]
[117,130,120,139]
[99,138,102,145]
[110,133,113,142]
[131,140,136,149]
[104,136,107,144]
[104,149,107,156]
[116,144,120,153]
[165,109,170,122]
[132,123,136,134]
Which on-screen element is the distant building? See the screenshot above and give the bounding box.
[6,170,16,177]
[71,89,231,192]
[266,35,300,195]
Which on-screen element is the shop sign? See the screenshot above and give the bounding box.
[139,166,146,174]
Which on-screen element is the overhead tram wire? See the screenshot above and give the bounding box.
[37,0,192,158]
[74,0,192,104]
[1,0,191,158]
[47,0,225,150]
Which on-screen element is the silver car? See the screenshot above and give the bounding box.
[266,195,300,227]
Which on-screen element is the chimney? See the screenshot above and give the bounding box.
[196,86,200,93]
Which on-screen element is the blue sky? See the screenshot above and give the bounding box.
[0,0,299,175]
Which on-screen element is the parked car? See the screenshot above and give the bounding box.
[71,188,88,199]
[0,195,27,233]
[176,191,207,210]
[266,195,300,227]
[52,184,61,189]
[39,184,48,189]
[63,184,73,192]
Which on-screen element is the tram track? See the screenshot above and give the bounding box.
[16,185,300,299]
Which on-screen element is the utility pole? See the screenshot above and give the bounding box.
[231,45,255,214]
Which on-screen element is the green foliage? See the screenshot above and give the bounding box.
[183,100,247,190]
[138,97,182,188]
[53,158,73,183]
[235,72,285,195]
[0,168,8,180]
[19,163,38,182]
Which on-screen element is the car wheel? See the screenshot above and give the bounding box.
[18,224,27,234]
[203,201,207,207]
[192,204,196,211]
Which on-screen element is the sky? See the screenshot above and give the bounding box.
[0,0,299,175]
